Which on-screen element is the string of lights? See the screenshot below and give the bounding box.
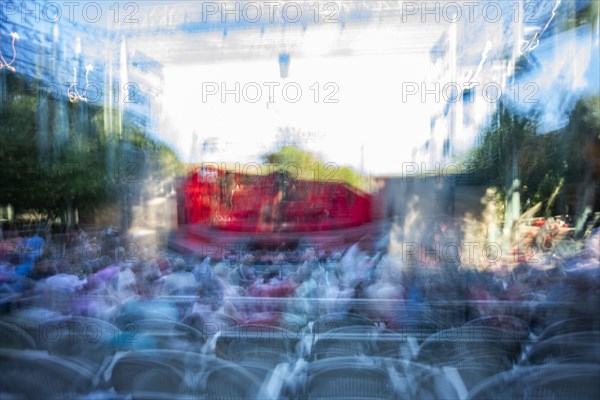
[0,32,19,72]
[67,63,94,103]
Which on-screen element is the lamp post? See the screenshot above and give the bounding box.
[279,53,290,79]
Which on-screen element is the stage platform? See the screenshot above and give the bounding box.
[168,220,388,260]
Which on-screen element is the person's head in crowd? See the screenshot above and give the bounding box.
[310,266,322,283]
[511,264,530,284]
[197,276,224,311]
[402,263,421,284]
[546,265,567,283]
[115,246,127,264]
[79,230,90,244]
[374,255,401,284]
[584,223,600,257]
[441,262,459,277]
[497,264,510,278]
[213,262,230,280]
[302,247,317,262]
[54,259,71,274]
[8,253,20,266]
[324,252,341,272]
[466,269,487,288]
[0,261,14,275]
[156,257,172,275]
[526,268,548,291]
[422,272,442,295]
[263,266,279,284]
[242,253,255,267]
[108,263,137,298]
[172,257,187,273]
[439,223,447,233]
[273,253,286,265]
[188,255,200,267]
[138,261,161,297]
[358,235,375,253]
[99,255,113,270]
[193,257,213,285]
[225,253,238,265]
[295,263,311,283]
[31,259,56,280]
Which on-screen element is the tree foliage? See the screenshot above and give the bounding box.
[263,145,364,189]
[467,97,600,216]
[0,74,182,221]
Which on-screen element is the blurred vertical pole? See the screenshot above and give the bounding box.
[449,179,455,218]
[36,39,49,167]
[508,0,524,244]
[105,41,116,201]
[44,25,59,243]
[596,1,600,47]
[505,111,521,244]
[119,37,130,232]
[118,38,127,140]
[0,69,6,110]
[448,18,457,161]
[360,145,365,176]
[191,130,198,165]
[279,53,290,79]
[52,25,68,164]
[76,64,90,144]
[512,1,523,74]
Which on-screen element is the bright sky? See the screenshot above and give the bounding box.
[161,25,436,175]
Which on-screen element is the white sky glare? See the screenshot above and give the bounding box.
[158,3,599,176]
[162,23,436,175]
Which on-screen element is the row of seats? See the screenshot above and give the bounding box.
[1,349,598,399]
[2,312,599,399]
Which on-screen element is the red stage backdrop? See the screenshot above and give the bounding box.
[176,166,372,233]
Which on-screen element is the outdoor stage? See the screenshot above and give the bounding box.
[168,166,384,259]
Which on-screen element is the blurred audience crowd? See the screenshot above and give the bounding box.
[1,219,598,333]
[0,220,599,399]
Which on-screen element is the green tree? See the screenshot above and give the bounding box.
[263,145,364,189]
[0,74,182,225]
[468,96,600,217]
